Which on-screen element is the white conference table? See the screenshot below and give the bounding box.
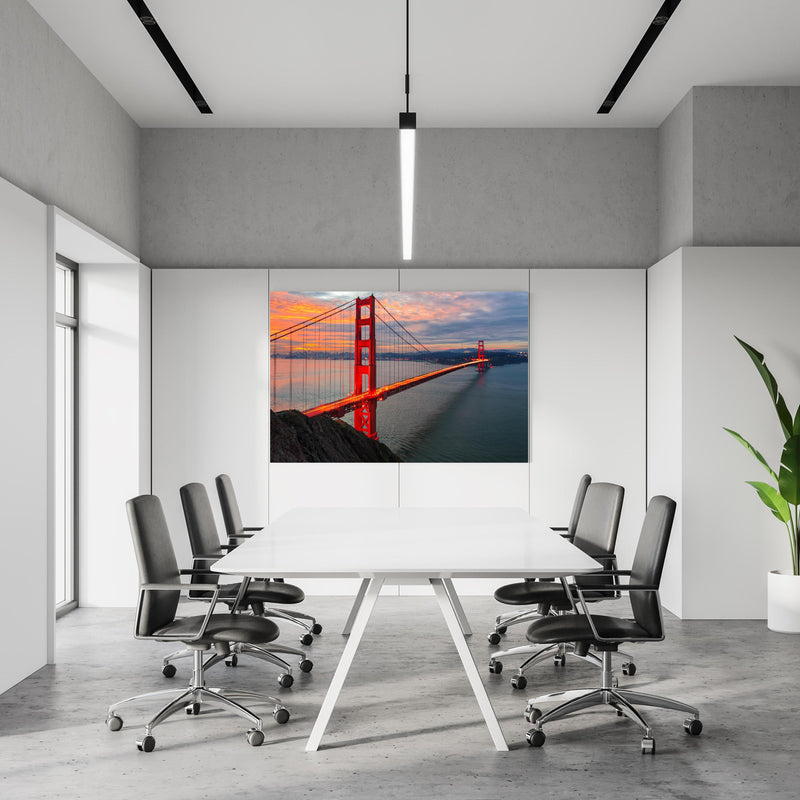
[212,506,601,751]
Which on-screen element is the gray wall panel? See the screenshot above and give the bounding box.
[0,0,139,255]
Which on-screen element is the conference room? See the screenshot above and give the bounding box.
[2,1,799,798]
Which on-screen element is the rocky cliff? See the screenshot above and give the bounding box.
[270,410,402,463]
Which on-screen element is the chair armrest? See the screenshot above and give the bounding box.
[243,526,263,532]
[135,582,221,641]
[180,567,218,577]
[571,582,665,644]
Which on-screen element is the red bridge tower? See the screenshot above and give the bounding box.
[354,295,378,439]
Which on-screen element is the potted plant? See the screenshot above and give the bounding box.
[724,336,800,632]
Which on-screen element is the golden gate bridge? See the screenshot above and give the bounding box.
[270,294,489,440]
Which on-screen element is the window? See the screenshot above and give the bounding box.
[55,256,77,615]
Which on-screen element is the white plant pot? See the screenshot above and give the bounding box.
[767,569,800,633]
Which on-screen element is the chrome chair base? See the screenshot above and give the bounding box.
[523,650,701,751]
[106,647,290,750]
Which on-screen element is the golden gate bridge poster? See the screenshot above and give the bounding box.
[270,291,528,463]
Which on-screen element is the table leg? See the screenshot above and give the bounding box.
[306,576,384,752]
[442,577,472,635]
[430,578,509,751]
[341,577,370,636]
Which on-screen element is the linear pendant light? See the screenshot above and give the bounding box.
[399,0,416,261]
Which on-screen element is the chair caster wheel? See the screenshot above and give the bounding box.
[273,707,290,725]
[186,702,200,715]
[106,713,123,732]
[526,728,546,747]
[684,718,703,736]
[162,664,177,678]
[225,654,239,667]
[524,705,542,724]
[247,728,265,746]
[299,658,313,673]
[612,675,619,688]
[311,623,323,635]
[487,632,502,645]
[510,674,527,690]
[497,626,507,634]
[300,633,313,646]
[488,659,503,674]
[622,661,636,676]
[554,654,566,667]
[137,734,156,752]
[641,736,655,754]
[278,673,294,688]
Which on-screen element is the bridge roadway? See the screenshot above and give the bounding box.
[303,358,489,419]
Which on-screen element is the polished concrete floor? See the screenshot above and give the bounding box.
[0,595,796,799]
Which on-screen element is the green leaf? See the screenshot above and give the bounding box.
[723,427,778,481]
[778,434,800,506]
[793,405,800,437]
[746,480,791,523]
[735,337,794,439]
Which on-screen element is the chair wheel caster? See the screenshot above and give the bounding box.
[684,718,703,736]
[186,702,200,715]
[488,659,503,674]
[487,632,502,645]
[278,673,294,688]
[554,654,566,667]
[247,728,265,746]
[612,676,619,688]
[273,707,290,725]
[526,728,546,747]
[622,662,636,676]
[225,654,239,667]
[510,674,527,690]
[641,736,655,754]
[106,713,123,732]
[162,664,177,678]
[137,734,156,752]
[524,705,542,724]
[311,623,323,635]
[497,626,507,634]
[300,633,313,646]
[299,659,313,673]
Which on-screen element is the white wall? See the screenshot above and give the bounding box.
[152,267,646,596]
[647,247,800,618]
[530,269,647,572]
[646,251,684,615]
[0,177,48,693]
[152,269,270,570]
[78,262,150,606]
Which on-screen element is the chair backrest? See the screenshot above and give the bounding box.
[629,495,676,636]
[572,482,625,556]
[565,474,592,540]
[215,473,244,540]
[179,482,224,589]
[126,495,181,637]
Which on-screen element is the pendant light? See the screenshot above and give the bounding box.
[399,0,416,260]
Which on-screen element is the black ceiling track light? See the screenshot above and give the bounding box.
[126,0,212,114]
[597,0,683,114]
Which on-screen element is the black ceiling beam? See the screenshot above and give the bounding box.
[126,0,212,114]
[597,0,683,114]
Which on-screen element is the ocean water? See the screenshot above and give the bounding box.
[272,358,528,462]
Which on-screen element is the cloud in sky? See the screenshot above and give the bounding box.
[271,290,528,350]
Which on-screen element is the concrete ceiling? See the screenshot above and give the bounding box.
[26,0,800,128]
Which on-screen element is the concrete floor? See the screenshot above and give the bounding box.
[0,595,796,799]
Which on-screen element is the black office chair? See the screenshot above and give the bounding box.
[523,495,703,753]
[487,474,592,644]
[105,495,290,752]
[216,473,322,638]
[488,481,626,689]
[169,482,313,687]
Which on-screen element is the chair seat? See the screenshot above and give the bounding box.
[526,613,650,645]
[494,581,614,609]
[228,580,305,605]
[154,613,281,645]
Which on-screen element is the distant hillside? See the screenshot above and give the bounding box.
[271,410,402,463]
